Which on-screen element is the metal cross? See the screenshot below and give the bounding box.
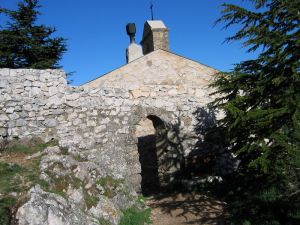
[150,0,154,20]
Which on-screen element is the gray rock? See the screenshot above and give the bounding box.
[30,87,41,96]
[52,109,65,115]
[88,195,121,225]
[24,80,32,87]
[25,75,35,81]
[0,79,8,88]
[0,114,9,121]
[49,86,59,96]
[0,127,8,137]
[66,93,80,101]
[0,68,10,76]
[47,95,65,106]
[5,107,14,114]
[16,118,26,127]
[16,185,99,225]
[67,188,85,209]
[43,119,57,128]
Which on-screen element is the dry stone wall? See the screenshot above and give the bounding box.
[0,68,229,190]
[0,69,140,186]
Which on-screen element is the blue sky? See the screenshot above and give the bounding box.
[1,0,258,85]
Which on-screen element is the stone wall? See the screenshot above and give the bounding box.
[0,68,229,192]
[0,69,137,186]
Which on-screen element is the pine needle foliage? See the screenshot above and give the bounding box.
[212,0,300,224]
[0,0,66,69]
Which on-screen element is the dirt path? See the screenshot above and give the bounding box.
[146,193,225,225]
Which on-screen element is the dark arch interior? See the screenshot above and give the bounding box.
[137,115,166,196]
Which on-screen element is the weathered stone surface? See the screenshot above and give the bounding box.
[30,87,41,96]
[16,185,99,225]
[89,195,121,225]
[0,114,9,121]
[16,118,26,127]
[43,119,57,128]
[67,188,85,209]
[129,89,150,98]
[49,86,60,96]
[0,79,8,88]
[0,127,7,136]
[84,49,216,93]
[66,93,80,101]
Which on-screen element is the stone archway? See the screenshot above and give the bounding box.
[135,115,169,195]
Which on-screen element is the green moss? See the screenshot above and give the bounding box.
[96,176,123,198]
[119,207,152,225]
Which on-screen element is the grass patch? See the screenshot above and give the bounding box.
[0,162,39,225]
[0,138,60,223]
[83,188,99,209]
[0,162,22,194]
[119,207,152,225]
[0,137,58,154]
[0,197,16,225]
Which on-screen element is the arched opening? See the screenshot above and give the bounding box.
[135,115,168,195]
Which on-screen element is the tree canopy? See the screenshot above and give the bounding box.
[212,0,300,224]
[0,0,66,69]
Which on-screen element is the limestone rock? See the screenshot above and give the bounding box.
[43,119,57,128]
[0,127,7,137]
[0,114,9,121]
[88,195,121,225]
[16,185,98,225]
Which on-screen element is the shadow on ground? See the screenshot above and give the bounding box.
[147,192,225,225]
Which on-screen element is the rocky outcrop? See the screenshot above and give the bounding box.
[14,145,137,225]
[16,185,99,225]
